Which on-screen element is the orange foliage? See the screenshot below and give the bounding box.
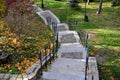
[0,21,4,30]
[110,76,115,80]
[41,49,45,57]
[89,50,96,56]
[9,38,17,44]
[50,43,53,49]
[8,38,22,47]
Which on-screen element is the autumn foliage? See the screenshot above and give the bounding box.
[0,0,54,74]
[5,0,34,39]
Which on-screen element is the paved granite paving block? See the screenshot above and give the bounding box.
[48,58,85,75]
[0,74,5,79]
[42,72,85,80]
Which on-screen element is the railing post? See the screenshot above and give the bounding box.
[85,33,89,80]
[46,16,51,25]
[49,43,52,64]
[52,22,57,33]
[56,32,58,54]
[41,0,44,8]
[45,46,48,69]
[38,50,42,75]
[85,47,89,80]
[85,33,88,50]
[52,41,55,60]
[52,22,58,58]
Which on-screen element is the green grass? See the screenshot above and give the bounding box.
[35,0,120,79]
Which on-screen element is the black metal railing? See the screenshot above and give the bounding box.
[46,16,51,25]
[78,30,89,80]
[51,21,58,52]
[52,22,57,33]
[67,19,79,27]
[38,32,59,76]
[84,32,89,80]
[78,30,87,46]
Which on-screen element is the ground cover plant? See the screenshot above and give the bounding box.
[35,0,120,79]
[0,0,54,74]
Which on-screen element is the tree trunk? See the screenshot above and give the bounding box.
[87,0,90,5]
[96,0,103,15]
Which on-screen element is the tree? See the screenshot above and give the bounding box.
[87,0,90,5]
[96,0,103,15]
[111,0,120,7]
[84,0,94,5]
[55,0,62,1]
[69,0,80,9]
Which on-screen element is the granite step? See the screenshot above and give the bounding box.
[56,23,69,31]
[57,43,86,59]
[41,57,86,80]
[48,58,86,75]
[32,5,43,12]
[36,10,60,26]
[58,31,80,43]
[41,72,85,80]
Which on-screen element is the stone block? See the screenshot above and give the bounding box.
[3,74,10,80]
[22,73,28,80]
[0,74,5,79]
[10,75,18,80]
[42,72,85,80]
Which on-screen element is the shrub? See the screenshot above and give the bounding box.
[111,0,120,7]
[69,0,80,10]
[0,1,7,17]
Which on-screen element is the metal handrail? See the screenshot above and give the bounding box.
[38,33,59,76]
[78,30,89,80]
[85,32,89,80]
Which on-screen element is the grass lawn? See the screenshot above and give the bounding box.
[35,0,120,79]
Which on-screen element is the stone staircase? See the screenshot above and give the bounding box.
[34,5,99,80]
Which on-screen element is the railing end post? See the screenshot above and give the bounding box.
[38,49,43,76]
